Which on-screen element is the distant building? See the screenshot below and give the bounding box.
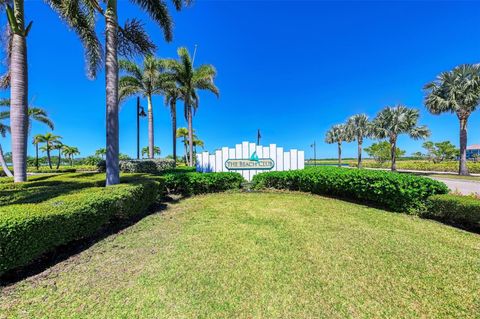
[466,144,480,159]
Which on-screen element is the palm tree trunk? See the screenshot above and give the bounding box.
[459,117,469,175]
[35,143,39,170]
[187,105,194,166]
[337,142,342,167]
[171,100,177,166]
[183,139,188,165]
[56,149,61,169]
[0,144,13,177]
[105,1,120,186]
[47,147,52,169]
[71,155,74,167]
[10,1,28,182]
[390,138,397,171]
[147,94,154,159]
[357,137,363,169]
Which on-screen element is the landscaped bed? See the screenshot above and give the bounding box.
[1,192,478,318]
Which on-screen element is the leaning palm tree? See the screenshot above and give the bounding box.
[176,127,189,165]
[36,133,62,169]
[4,0,102,182]
[119,56,172,159]
[346,114,371,168]
[424,64,480,175]
[62,145,80,166]
[0,120,12,177]
[325,124,350,167]
[167,47,219,166]
[371,105,430,171]
[165,85,183,165]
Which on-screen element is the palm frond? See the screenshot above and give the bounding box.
[130,0,173,41]
[118,19,156,58]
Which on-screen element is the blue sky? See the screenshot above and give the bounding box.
[2,0,480,159]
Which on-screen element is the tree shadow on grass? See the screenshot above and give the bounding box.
[0,201,170,287]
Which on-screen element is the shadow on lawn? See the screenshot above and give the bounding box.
[0,201,171,287]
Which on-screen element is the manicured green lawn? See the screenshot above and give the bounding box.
[1,192,479,318]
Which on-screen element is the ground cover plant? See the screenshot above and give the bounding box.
[252,166,448,213]
[426,194,480,231]
[1,192,478,318]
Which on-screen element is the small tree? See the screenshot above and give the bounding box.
[141,146,161,159]
[365,141,405,164]
[422,141,458,163]
[346,114,371,168]
[325,124,351,167]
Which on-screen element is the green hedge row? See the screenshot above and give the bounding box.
[252,167,449,213]
[163,172,245,196]
[0,178,162,275]
[426,194,480,230]
[350,160,480,174]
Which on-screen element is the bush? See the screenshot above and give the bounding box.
[350,160,480,174]
[252,167,448,213]
[426,194,480,230]
[163,172,244,196]
[0,177,162,275]
[96,159,175,174]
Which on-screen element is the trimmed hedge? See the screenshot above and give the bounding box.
[97,159,175,173]
[163,172,244,196]
[426,194,480,230]
[252,167,449,213]
[0,177,162,275]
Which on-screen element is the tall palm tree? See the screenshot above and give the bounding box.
[165,85,183,165]
[51,141,64,169]
[371,105,430,171]
[36,133,62,169]
[424,64,480,175]
[176,127,189,165]
[119,56,172,159]
[325,124,350,167]
[62,145,80,166]
[167,47,219,166]
[346,114,371,168]
[4,0,102,182]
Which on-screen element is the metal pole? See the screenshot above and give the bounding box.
[136,96,140,160]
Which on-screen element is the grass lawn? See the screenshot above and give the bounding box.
[1,192,479,318]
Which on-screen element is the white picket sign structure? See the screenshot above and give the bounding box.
[196,141,305,181]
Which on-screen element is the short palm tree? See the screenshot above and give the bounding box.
[37,133,62,169]
[176,127,189,165]
[424,64,480,175]
[346,114,371,168]
[4,0,102,182]
[325,124,350,167]
[32,134,43,170]
[167,47,219,166]
[119,56,172,159]
[165,85,183,165]
[62,146,80,166]
[0,120,12,177]
[371,105,430,171]
[141,145,160,158]
[95,148,107,159]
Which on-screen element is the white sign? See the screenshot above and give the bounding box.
[196,141,305,181]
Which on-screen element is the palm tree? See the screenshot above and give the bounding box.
[4,1,102,182]
[62,146,80,166]
[0,119,12,177]
[346,114,371,168]
[51,142,64,169]
[165,85,183,165]
[32,134,43,170]
[141,145,160,158]
[371,105,430,171]
[176,127,189,165]
[424,64,480,175]
[192,137,204,161]
[119,56,172,159]
[325,124,350,167]
[95,148,107,159]
[167,47,219,166]
[36,133,62,169]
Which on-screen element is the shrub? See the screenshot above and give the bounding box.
[350,160,480,174]
[426,194,480,230]
[163,172,244,196]
[96,159,175,174]
[252,167,448,213]
[0,177,162,275]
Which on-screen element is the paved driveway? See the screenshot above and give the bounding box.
[430,177,480,195]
